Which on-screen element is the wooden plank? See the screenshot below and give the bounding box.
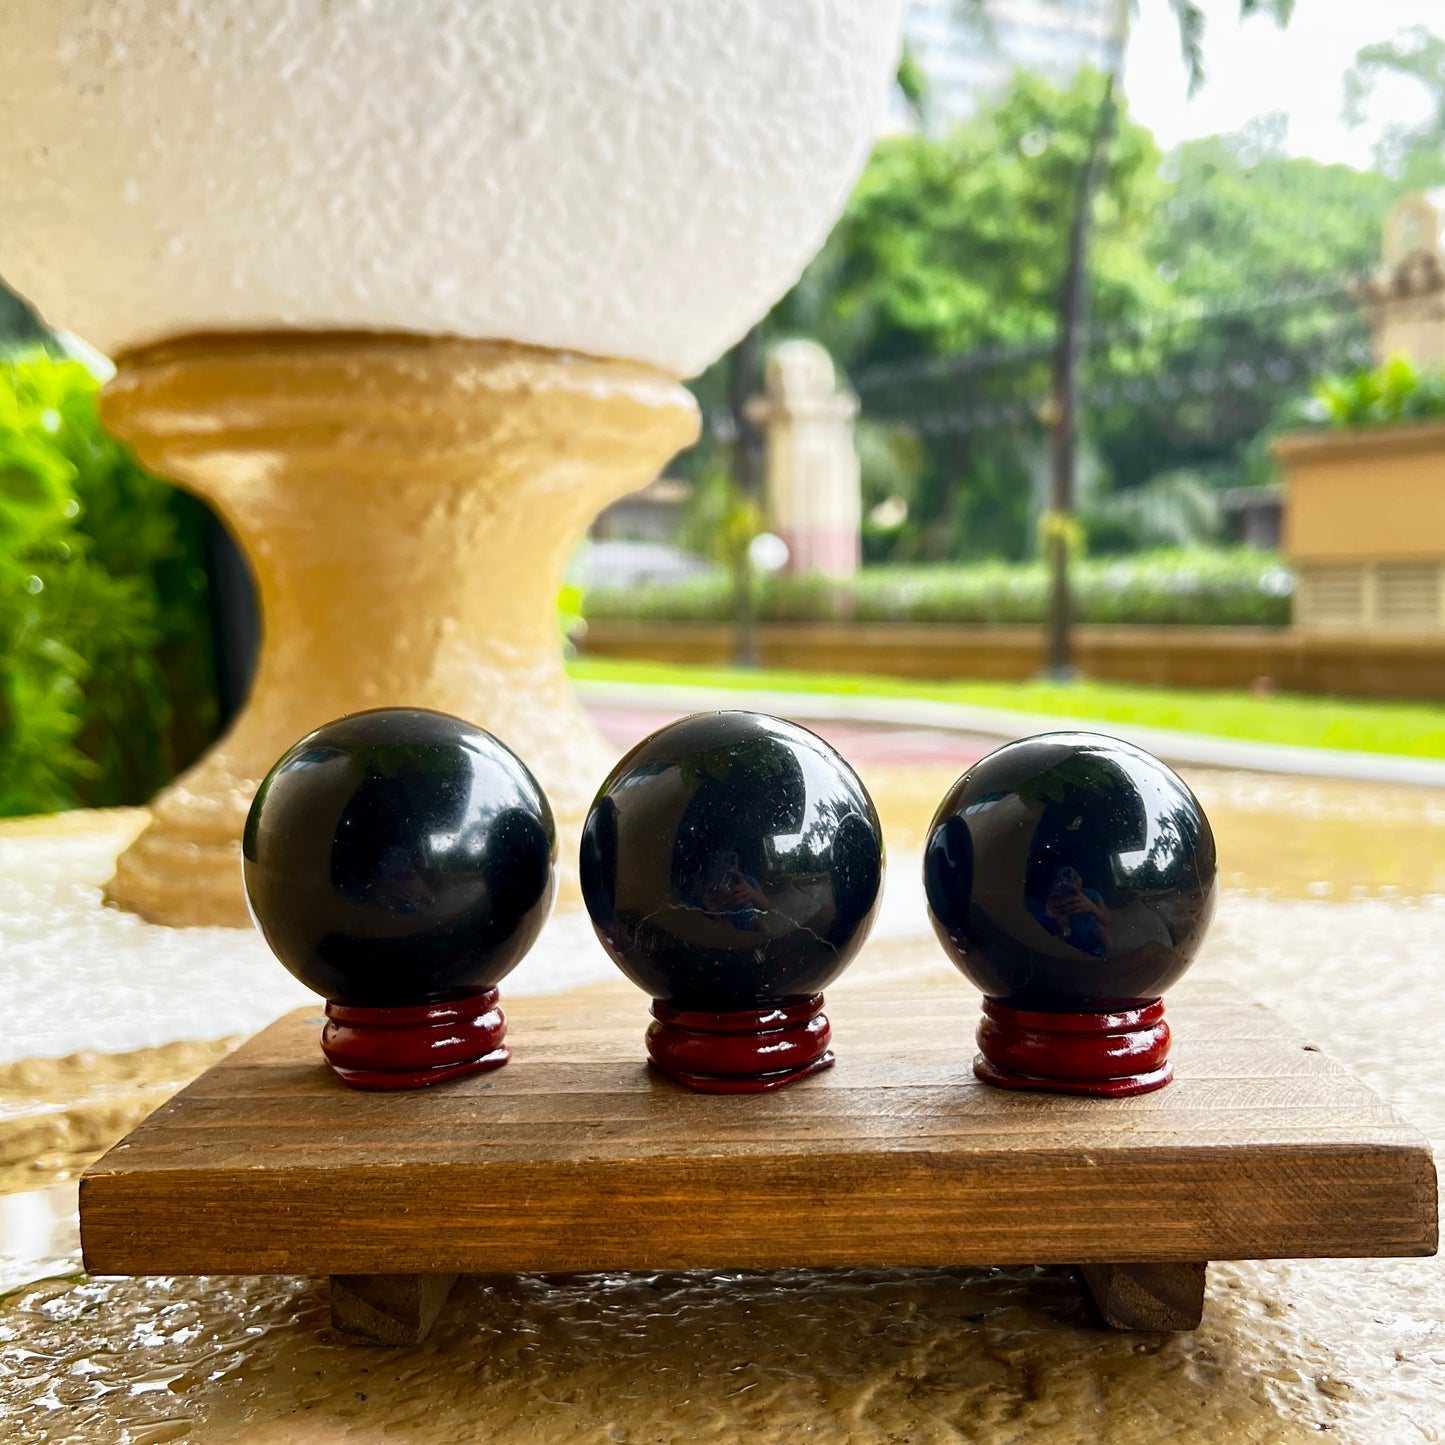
[89,1103,1411,1148]
[80,976,1438,1278]
[82,1147,1435,1275]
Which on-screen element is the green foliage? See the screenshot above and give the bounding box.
[583,549,1292,630]
[676,464,763,572]
[1165,0,1293,93]
[556,581,585,657]
[784,69,1167,367]
[1313,357,1445,430]
[854,418,927,561]
[1150,123,1390,303]
[893,42,929,129]
[771,69,1169,565]
[750,68,1394,567]
[1080,471,1222,554]
[1093,121,1393,493]
[0,352,218,816]
[1344,26,1445,187]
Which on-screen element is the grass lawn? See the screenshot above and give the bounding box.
[568,657,1445,760]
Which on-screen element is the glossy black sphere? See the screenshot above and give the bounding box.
[923,732,1217,1012]
[580,711,885,1010]
[243,708,556,1007]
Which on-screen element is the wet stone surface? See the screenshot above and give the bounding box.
[1,748,1443,1442]
[1,1246,1440,1443]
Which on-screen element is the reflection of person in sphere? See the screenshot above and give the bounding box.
[686,849,770,930]
[1032,865,1111,957]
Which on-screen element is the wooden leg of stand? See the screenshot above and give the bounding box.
[1079,1262,1207,1331]
[330,1272,458,1345]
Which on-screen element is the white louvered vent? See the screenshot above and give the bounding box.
[1376,564,1442,631]
[1297,566,1367,629]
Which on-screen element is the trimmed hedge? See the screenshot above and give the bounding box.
[582,550,1294,629]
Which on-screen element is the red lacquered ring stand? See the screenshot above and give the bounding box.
[647,995,834,1093]
[973,998,1172,1097]
[321,988,509,1090]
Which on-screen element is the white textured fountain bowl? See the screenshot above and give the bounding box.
[0,0,903,377]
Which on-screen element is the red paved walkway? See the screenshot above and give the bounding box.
[585,705,995,769]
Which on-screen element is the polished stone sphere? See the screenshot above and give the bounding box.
[923,732,1217,1012]
[243,708,556,1007]
[580,711,885,1010]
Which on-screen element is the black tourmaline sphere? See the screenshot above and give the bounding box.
[243,708,556,1007]
[923,731,1217,1012]
[580,711,885,1011]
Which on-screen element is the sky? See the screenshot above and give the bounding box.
[1123,0,1439,169]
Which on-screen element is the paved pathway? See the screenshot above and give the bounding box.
[590,702,995,769]
[579,677,1445,787]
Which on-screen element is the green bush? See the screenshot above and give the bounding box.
[1080,472,1223,555]
[1313,356,1445,429]
[0,352,218,816]
[582,549,1293,630]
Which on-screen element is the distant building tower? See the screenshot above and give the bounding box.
[901,0,1120,130]
[1362,189,1445,367]
[747,341,861,578]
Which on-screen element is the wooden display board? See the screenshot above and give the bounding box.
[80,975,1438,1343]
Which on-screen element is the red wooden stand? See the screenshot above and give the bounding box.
[321,988,509,1090]
[974,998,1172,1097]
[646,994,834,1093]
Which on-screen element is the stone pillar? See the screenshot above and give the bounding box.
[746,340,861,576]
[101,333,698,928]
[1362,191,1445,367]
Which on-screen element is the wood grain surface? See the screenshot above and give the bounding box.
[80,975,1438,1277]
[1079,1262,1208,1331]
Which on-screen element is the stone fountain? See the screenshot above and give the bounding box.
[0,0,904,926]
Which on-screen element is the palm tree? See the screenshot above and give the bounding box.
[1029,0,1296,676]
[951,0,1294,96]
[894,0,1296,675]
[912,1,1296,673]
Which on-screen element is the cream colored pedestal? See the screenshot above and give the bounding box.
[101,333,698,927]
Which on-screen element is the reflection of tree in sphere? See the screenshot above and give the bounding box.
[667,741,807,921]
[925,732,1217,1013]
[244,708,556,1009]
[581,711,885,1011]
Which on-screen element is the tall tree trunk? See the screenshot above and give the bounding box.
[1045,7,1128,680]
[730,324,764,667]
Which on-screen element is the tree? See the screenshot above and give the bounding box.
[1344,26,1445,189]
[1043,0,1128,677]
[775,68,1168,564]
[1039,0,1295,675]
[686,3,1348,587]
[951,0,1295,97]
[1165,0,1295,93]
[781,72,1167,367]
[1088,121,1394,493]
